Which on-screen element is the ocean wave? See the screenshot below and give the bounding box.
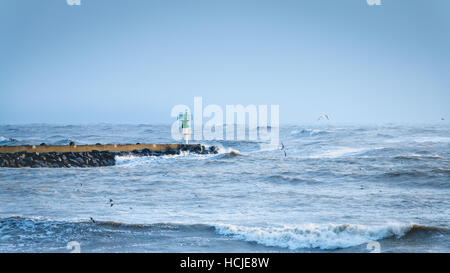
[216,146,242,156]
[53,138,77,145]
[385,136,450,144]
[308,147,371,159]
[375,133,394,138]
[113,144,243,167]
[290,128,330,137]
[0,217,214,238]
[266,174,315,184]
[383,169,449,178]
[431,168,450,175]
[0,136,18,144]
[1,217,448,251]
[114,151,202,166]
[393,154,443,161]
[114,154,157,166]
[114,146,242,165]
[214,223,425,250]
[413,137,450,143]
[383,170,424,178]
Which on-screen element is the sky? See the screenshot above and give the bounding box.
[0,0,449,124]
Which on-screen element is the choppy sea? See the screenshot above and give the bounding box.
[0,123,449,252]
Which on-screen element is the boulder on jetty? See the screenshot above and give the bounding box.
[0,144,218,168]
[0,150,115,168]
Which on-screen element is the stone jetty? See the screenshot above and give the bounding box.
[0,144,218,168]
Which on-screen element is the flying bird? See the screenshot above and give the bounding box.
[317,114,329,121]
[280,142,287,157]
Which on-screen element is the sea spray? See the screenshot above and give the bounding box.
[214,223,414,250]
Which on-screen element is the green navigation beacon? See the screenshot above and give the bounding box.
[178,110,192,144]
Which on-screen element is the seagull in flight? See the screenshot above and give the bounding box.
[317,114,329,121]
[280,142,287,157]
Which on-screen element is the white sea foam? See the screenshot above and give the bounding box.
[257,143,280,153]
[413,136,450,143]
[290,129,329,136]
[219,147,241,155]
[308,147,368,159]
[214,223,413,250]
[385,136,450,144]
[114,155,156,166]
[114,144,243,167]
[213,144,241,155]
[0,136,8,143]
[114,151,216,167]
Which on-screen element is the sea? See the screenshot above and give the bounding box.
[0,123,449,253]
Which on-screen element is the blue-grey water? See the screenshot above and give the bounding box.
[0,124,449,253]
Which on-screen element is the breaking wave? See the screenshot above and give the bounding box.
[413,136,450,143]
[215,146,242,158]
[114,151,205,166]
[383,168,450,178]
[0,136,17,144]
[308,147,372,159]
[290,129,330,137]
[0,217,448,251]
[266,175,315,184]
[213,223,443,250]
[393,154,443,161]
[114,146,242,166]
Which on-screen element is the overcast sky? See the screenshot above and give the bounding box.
[0,0,449,124]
